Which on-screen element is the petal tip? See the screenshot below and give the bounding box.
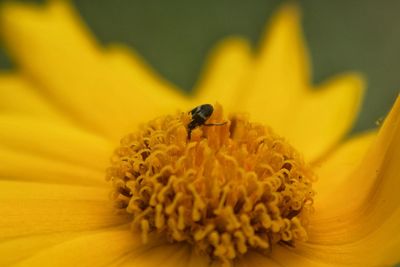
[206,36,253,64]
[215,36,252,52]
[261,2,303,42]
[323,71,366,107]
[343,71,366,98]
[273,2,302,24]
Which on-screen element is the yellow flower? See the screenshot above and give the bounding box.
[0,1,399,266]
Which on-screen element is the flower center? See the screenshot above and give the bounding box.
[106,104,315,265]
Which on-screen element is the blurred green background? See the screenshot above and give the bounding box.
[0,0,399,133]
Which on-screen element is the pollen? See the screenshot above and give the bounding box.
[106,104,316,265]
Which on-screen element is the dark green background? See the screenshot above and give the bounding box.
[0,0,399,133]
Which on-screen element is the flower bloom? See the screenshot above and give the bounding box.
[0,1,399,267]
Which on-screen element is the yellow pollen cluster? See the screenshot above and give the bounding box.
[106,104,316,265]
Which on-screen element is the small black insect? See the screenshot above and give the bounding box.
[187,104,226,139]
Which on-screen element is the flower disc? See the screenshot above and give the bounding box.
[106,104,315,265]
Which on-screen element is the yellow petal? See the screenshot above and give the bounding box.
[268,222,400,267]
[241,97,400,267]
[235,251,282,267]
[0,232,85,266]
[313,131,376,204]
[185,249,212,267]
[0,114,112,171]
[116,242,191,267]
[104,44,190,114]
[295,96,400,266]
[316,96,400,214]
[0,181,129,240]
[241,4,309,125]
[0,73,65,120]
[239,3,364,162]
[0,1,187,141]
[0,147,104,186]
[269,246,335,267]
[285,73,364,161]
[10,227,145,267]
[192,37,253,112]
[105,44,187,108]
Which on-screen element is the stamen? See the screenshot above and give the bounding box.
[106,104,316,265]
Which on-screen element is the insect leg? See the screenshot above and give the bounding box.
[203,122,227,126]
